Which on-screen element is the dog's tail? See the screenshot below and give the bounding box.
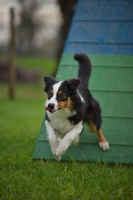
[74,53,92,86]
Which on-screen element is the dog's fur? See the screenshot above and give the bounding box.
[44,53,109,161]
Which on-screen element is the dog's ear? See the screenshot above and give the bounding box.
[65,78,80,91]
[44,76,56,85]
[44,76,57,92]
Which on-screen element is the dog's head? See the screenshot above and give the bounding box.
[44,76,80,113]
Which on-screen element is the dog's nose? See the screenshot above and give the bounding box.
[48,103,55,109]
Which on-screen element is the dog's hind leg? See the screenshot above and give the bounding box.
[97,129,109,151]
[88,121,109,151]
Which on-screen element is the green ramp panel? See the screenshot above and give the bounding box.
[32,54,133,164]
[33,0,133,163]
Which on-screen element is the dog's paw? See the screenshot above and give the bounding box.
[52,146,65,161]
[55,143,68,161]
[55,147,65,159]
[53,153,61,161]
[56,140,70,156]
[99,141,109,151]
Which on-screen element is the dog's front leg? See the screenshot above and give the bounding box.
[55,121,83,161]
[45,120,59,158]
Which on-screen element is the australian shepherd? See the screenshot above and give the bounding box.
[44,53,109,161]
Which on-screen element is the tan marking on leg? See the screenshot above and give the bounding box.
[88,121,97,133]
[88,121,107,142]
[88,122,109,150]
[97,129,107,143]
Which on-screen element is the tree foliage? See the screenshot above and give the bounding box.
[17,0,39,52]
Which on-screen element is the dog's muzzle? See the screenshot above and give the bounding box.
[45,103,55,113]
[45,103,61,113]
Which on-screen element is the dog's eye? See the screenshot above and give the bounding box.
[59,94,67,101]
[48,92,53,100]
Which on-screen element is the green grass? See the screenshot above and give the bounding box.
[15,56,58,75]
[0,57,133,200]
[0,55,58,79]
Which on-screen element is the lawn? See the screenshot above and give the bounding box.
[0,57,133,200]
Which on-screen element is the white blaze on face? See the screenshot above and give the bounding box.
[46,81,62,111]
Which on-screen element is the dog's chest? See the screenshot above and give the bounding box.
[47,109,76,137]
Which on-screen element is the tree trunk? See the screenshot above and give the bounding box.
[8,8,15,99]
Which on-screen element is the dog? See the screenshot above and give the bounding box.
[44,53,109,161]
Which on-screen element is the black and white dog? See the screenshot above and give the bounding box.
[44,53,109,161]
